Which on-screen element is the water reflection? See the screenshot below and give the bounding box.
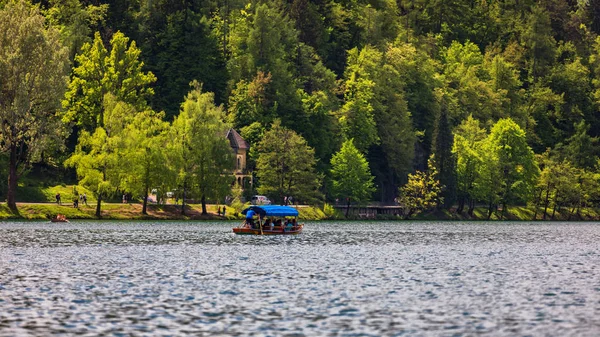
[1,221,599,336]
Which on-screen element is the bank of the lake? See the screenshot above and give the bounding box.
[1,201,600,221]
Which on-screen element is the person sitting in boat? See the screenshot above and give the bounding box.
[291,218,297,230]
[263,218,272,230]
[245,209,256,228]
[285,219,293,231]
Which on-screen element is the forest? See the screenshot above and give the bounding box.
[2,0,600,218]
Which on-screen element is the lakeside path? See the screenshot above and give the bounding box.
[0,202,240,220]
[0,202,599,221]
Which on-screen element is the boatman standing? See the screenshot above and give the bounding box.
[246,209,256,228]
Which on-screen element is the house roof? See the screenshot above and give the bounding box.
[226,128,249,150]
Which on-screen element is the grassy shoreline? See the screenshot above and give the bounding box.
[1,201,599,221]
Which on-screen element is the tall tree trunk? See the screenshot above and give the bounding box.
[181,182,186,216]
[551,192,559,220]
[142,186,148,215]
[457,195,465,214]
[7,144,18,212]
[487,200,494,220]
[533,189,542,220]
[345,199,350,217]
[543,183,551,220]
[201,195,207,215]
[468,198,475,216]
[95,195,102,218]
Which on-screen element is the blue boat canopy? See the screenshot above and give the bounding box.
[242,205,299,217]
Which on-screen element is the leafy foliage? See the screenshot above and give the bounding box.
[256,120,321,204]
[0,0,69,210]
[398,155,443,218]
[330,139,375,204]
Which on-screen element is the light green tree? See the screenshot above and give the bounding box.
[330,139,375,216]
[452,115,486,214]
[65,95,126,217]
[256,120,322,204]
[119,108,171,215]
[0,0,69,211]
[398,155,443,219]
[338,47,380,153]
[63,31,156,132]
[169,82,234,215]
[482,118,540,219]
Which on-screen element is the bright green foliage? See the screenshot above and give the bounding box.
[63,31,156,131]
[338,56,379,153]
[65,95,125,217]
[119,108,170,214]
[256,120,321,204]
[536,154,580,220]
[338,72,378,152]
[227,2,336,140]
[398,155,443,219]
[340,45,416,194]
[0,0,69,210]
[452,115,486,214]
[330,139,375,204]
[228,72,276,129]
[169,82,234,215]
[440,41,504,125]
[43,0,108,61]
[483,118,540,217]
[389,41,438,166]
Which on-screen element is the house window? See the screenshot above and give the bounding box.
[237,157,241,170]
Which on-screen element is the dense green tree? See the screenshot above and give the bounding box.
[119,108,170,215]
[65,95,126,217]
[389,40,438,170]
[0,0,69,211]
[169,82,235,215]
[432,108,456,208]
[440,41,504,125]
[63,31,156,132]
[562,120,599,169]
[484,118,540,218]
[338,48,379,153]
[340,45,416,201]
[256,120,321,204]
[43,0,108,61]
[330,139,375,216]
[522,5,557,81]
[398,155,443,219]
[452,115,486,214]
[137,4,227,118]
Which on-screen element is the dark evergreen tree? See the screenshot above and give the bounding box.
[432,108,457,208]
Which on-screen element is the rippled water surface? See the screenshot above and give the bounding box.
[1,221,599,336]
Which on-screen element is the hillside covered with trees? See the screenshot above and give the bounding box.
[2,0,600,218]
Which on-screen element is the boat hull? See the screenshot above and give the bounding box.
[233,225,303,235]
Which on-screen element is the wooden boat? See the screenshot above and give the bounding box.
[233,205,304,235]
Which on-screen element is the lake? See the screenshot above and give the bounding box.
[0,221,599,336]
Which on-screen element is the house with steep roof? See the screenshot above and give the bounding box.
[226,128,251,188]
